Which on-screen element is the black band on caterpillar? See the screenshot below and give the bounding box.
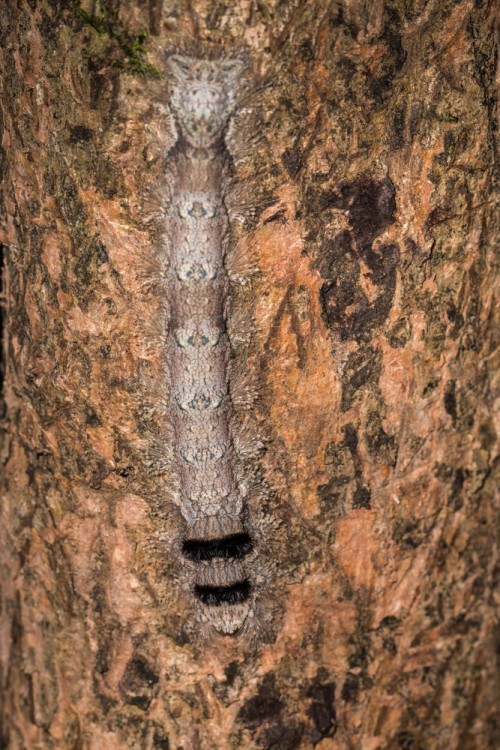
[194,580,251,606]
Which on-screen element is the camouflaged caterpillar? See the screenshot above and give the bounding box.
[155,55,263,637]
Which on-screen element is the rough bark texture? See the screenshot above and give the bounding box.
[0,1,498,749]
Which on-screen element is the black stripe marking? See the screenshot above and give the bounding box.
[182,533,253,561]
[195,580,251,606]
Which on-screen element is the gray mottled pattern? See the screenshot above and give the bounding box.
[166,56,252,635]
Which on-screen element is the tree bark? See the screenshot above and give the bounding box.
[1,1,498,749]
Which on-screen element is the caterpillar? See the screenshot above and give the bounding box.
[158,55,258,637]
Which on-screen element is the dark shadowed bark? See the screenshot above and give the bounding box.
[1,1,498,748]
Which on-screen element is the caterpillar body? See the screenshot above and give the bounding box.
[162,56,256,636]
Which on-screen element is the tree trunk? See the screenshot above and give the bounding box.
[1,1,498,749]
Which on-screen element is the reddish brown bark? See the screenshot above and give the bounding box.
[1,1,498,748]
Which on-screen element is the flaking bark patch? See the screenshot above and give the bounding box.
[317,176,399,342]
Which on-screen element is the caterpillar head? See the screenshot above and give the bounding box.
[167,56,245,148]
